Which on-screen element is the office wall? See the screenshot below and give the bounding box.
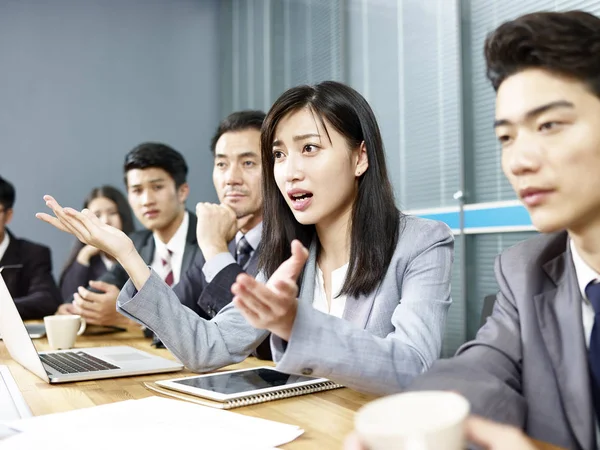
[0,0,220,278]
[218,0,344,116]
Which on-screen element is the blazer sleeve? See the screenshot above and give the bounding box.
[116,270,270,371]
[175,256,272,360]
[407,253,527,427]
[14,245,62,320]
[270,221,454,395]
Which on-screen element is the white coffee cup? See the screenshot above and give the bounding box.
[355,391,470,450]
[43,315,86,350]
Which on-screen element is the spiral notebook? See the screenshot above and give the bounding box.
[146,366,343,409]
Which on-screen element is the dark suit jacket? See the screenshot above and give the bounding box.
[60,255,108,301]
[174,239,259,318]
[409,231,596,450]
[174,236,271,360]
[0,229,62,320]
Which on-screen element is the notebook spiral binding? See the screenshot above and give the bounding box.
[224,381,343,408]
[144,380,343,410]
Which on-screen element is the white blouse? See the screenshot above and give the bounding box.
[312,263,349,318]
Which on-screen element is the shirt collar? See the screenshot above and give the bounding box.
[153,211,189,258]
[100,253,115,271]
[235,221,262,251]
[0,231,10,262]
[570,239,600,301]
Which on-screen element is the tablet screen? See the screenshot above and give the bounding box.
[171,368,316,395]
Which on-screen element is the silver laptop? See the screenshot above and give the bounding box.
[0,323,46,340]
[0,274,183,383]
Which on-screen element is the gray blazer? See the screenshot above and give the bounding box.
[408,231,596,450]
[117,215,453,394]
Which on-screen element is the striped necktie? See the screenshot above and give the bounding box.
[162,249,174,287]
[236,236,252,269]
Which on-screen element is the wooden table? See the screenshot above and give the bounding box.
[0,327,562,449]
[1,327,376,449]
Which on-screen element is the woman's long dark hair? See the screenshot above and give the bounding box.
[259,81,402,298]
[59,185,134,283]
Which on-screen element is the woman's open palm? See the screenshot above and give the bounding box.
[37,195,134,261]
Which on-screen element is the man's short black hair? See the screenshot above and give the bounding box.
[0,176,16,211]
[123,142,188,188]
[210,110,266,155]
[485,10,600,96]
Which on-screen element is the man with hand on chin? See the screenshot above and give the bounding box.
[171,111,269,359]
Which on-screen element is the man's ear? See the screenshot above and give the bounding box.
[4,208,13,225]
[177,182,190,203]
[355,141,369,177]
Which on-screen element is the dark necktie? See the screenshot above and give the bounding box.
[586,281,600,419]
[236,236,252,269]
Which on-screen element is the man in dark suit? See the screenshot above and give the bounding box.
[59,143,199,328]
[174,111,265,320]
[406,10,600,450]
[171,111,271,359]
[0,176,61,319]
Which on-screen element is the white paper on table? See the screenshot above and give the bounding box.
[4,396,304,449]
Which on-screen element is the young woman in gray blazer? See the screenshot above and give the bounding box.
[38,81,454,395]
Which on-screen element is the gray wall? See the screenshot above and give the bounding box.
[0,0,220,278]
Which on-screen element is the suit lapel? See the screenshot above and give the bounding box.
[0,229,18,266]
[297,240,318,304]
[138,234,155,265]
[181,213,198,273]
[0,230,20,291]
[534,242,595,450]
[342,289,377,328]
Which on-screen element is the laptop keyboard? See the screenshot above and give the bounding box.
[39,351,120,374]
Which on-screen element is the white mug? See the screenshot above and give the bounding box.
[355,391,470,450]
[43,315,86,350]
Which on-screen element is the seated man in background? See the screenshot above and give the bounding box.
[0,176,61,319]
[172,110,270,357]
[175,110,265,319]
[407,10,600,450]
[59,143,199,328]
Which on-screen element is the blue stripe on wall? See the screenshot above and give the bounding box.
[417,204,532,230]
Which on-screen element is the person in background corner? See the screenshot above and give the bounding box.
[0,175,61,319]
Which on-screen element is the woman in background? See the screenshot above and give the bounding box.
[58,185,134,303]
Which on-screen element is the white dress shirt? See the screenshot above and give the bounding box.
[312,263,348,318]
[150,212,189,285]
[570,239,600,443]
[0,232,10,263]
